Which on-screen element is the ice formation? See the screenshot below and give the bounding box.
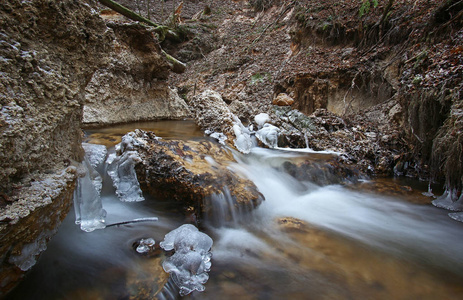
[160,224,213,296]
[432,189,463,223]
[254,113,270,129]
[432,190,463,212]
[449,212,463,222]
[106,132,145,202]
[73,156,107,232]
[136,238,156,254]
[256,123,279,148]
[209,132,227,145]
[8,230,53,271]
[232,116,253,154]
[82,143,107,169]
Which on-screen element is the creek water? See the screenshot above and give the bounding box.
[6,120,463,300]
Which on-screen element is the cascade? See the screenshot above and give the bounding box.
[8,121,463,300]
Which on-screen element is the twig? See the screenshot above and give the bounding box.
[106,217,159,228]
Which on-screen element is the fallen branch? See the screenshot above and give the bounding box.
[106,217,159,228]
[97,0,180,42]
[162,49,186,73]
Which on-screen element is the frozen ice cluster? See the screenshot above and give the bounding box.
[160,224,213,296]
[232,115,254,154]
[82,143,107,170]
[136,238,156,254]
[205,111,280,154]
[106,131,146,202]
[254,113,279,149]
[232,113,279,153]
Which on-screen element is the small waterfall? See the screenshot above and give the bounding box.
[203,186,258,228]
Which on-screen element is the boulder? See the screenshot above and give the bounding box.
[272,93,295,106]
[114,130,264,223]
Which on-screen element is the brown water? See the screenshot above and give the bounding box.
[83,120,204,147]
[6,121,463,300]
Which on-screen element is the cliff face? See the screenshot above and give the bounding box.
[0,0,112,294]
[83,22,190,126]
[0,0,112,193]
[0,0,194,293]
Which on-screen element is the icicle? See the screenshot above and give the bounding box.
[73,156,107,232]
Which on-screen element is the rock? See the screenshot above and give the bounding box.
[282,157,359,186]
[188,90,257,153]
[0,168,76,295]
[188,89,236,138]
[125,255,169,299]
[83,23,191,126]
[273,93,295,106]
[0,0,112,294]
[117,130,264,223]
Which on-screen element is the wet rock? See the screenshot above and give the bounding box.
[188,89,236,140]
[188,89,259,153]
[282,158,359,186]
[125,255,169,299]
[116,130,264,222]
[0,168,76,295]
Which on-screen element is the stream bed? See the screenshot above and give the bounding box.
[6,120,463,300]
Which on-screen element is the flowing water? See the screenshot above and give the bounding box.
[6,121,463,300]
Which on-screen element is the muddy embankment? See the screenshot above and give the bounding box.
[169,0,462,193]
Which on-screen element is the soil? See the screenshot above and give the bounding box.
[120,0,462,193]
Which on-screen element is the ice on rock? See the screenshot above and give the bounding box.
[160,224,213,296]
[82,143,107,169]
[432,189,463,211]
[256,123,279,148]
[209,132,227,145]
[449,212,463,223]
[232,116,253,154]
[254,113,270,129]
[8,231,51,271]
[82,143,106,193]
[106,132,145,202]
[73,157,106,232]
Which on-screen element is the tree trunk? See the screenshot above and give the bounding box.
[97,0,180,42]
[97,0,185,73]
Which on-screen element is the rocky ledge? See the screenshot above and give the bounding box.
[112,130,264,224]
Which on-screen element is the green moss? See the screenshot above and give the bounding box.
[250,72,272,85]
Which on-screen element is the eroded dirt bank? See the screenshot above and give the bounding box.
[160,0,462,193]
[0,0,113,294]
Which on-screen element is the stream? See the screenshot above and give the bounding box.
[6,120,463,300]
